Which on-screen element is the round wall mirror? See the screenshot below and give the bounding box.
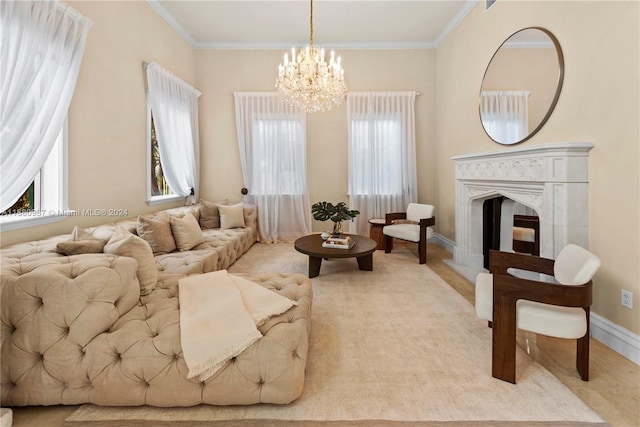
[479,27,564,145]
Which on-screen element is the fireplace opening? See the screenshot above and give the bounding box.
[482,197,540,268]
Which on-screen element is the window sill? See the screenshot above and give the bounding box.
[0,210,74,232]
[147,194,183,206]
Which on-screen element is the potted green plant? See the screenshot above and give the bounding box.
[311,201,360,236]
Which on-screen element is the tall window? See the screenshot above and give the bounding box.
[251,119,305,195]
[1,1,91,229]
[347,92,418,236]
[234,92,311,243]
[145,62,200,205]
[350,117,403,195]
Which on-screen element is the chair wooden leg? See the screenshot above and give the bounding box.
[577,335,590,381]
[492,294,517,384]
[577,308,590,381]
[418,238,426,264]
[384,236,393,253]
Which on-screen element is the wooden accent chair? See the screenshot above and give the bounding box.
[475,244,601,384]
[512,215,540,256]
[383,203,435,264]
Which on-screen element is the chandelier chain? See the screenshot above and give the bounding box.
[309,0,313,46]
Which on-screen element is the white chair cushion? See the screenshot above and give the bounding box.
[383,223,433,242]
[554,244,602,286]
[406,203,434,223]
[512,226,535,242]
[475,273,587,339]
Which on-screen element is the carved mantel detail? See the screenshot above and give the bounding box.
[452,142,594,269]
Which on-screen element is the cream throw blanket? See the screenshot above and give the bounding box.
[178,270,297,381]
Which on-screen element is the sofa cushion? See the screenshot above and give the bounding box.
[167,207,201,224]
[56,226,106,255]
[136,213,177,254]
[219,203,246,229]
[104,227,158,295]
[199,199,228,229]
[170,213,204,251]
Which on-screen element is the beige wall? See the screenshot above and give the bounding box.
[435,1,640,333]
[195,49,436,232]
[0,0,196,247]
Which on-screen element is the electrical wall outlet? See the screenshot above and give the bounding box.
[621,289,633,309]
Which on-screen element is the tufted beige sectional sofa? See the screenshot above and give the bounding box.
[0,204,313,407]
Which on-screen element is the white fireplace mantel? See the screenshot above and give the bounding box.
[451,142,594,269]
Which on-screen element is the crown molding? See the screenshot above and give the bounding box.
[146,0,197,48]
[193,41,437,51]
[148,0,476,51]
[434,0,478,48]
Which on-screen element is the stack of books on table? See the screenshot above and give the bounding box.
[322,236,354,249]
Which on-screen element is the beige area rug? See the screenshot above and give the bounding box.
[66,243,607,426]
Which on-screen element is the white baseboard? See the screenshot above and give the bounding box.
[434,232,455,254]
[590,312,640,365]
[433,235,640,366]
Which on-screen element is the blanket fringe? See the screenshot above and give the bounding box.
[187,330,262,381]
[254,300,298,327]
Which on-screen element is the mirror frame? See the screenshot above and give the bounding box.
[479,27,565,145]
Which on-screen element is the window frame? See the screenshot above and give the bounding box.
[0,119,71,231]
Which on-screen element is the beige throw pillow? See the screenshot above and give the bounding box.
[168,208,201,223]
[199,199,228,229]
[219,203,246,229]
[56,226,106,255]
[171,212,204,251]
[104,227,158,295]
[137,213,177,254]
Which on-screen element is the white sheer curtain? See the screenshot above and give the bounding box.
[347,91,417,236]
[480,90,530,143]
[146,62,200,199]
[1,0,92,211]
[234,92,311,243]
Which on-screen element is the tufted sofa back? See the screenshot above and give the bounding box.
[1,254,140,405]
[0,203,258,262]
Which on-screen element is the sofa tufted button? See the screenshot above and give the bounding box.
[174,354,180,360]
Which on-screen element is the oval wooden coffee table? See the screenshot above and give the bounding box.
[294,234,377,278]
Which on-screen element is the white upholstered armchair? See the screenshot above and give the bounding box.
[383,203,435,264]
[475,244,601,384]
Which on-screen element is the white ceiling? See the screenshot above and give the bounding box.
[147,1,479,49]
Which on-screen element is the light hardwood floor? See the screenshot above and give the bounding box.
[7,243,640,427]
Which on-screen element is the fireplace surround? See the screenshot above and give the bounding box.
[451,142,594,271]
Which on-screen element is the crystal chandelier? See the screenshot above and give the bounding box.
[275,0,346,113]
